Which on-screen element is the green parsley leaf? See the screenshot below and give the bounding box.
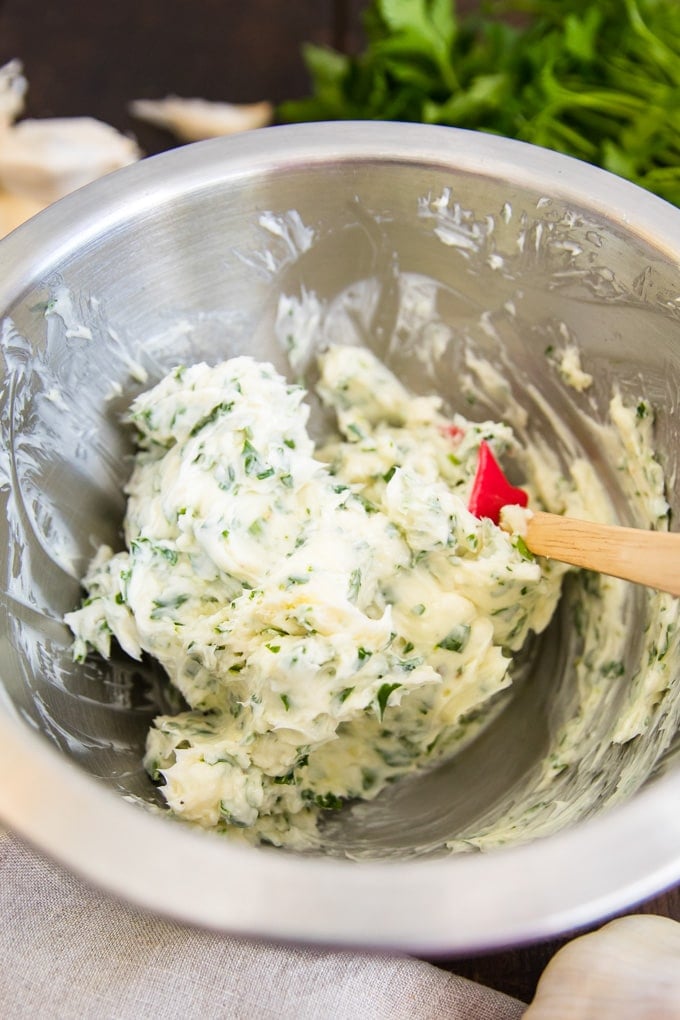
[280,0,680,207]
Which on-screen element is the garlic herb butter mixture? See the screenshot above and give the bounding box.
[66,345,572,847]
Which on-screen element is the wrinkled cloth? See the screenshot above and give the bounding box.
[0,828,526,1020]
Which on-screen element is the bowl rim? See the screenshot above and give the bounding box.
[1,121,680,952]
[2,119,680,300]
[3,704,680,953]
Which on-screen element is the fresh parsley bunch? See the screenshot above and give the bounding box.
[279,0,680,205]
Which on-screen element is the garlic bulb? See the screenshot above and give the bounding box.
[0,116,140,205]
[525,915,680,1019]
[129,96,273,142]
[0,59,141,234]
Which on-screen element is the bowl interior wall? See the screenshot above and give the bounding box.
[2,152,680,855]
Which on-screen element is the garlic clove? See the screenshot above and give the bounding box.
[0,117,141,205]
[525,915,680,1019]
[0,59,27,129]
[129,96,273,142]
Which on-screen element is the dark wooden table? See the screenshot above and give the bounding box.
[2,0,678,1004]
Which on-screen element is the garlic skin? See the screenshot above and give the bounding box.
[526,915,680,1019]
[129,96,273,142]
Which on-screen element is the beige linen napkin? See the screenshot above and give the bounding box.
[0,828,526,1020]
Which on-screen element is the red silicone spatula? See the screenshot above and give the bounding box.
[468,440,680,598]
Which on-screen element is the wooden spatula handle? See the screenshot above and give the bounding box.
[525,511,680,597]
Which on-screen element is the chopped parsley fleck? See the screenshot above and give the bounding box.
[242,437,262,475]
[189,401,234,437]
[437,624,471,653]
[514,535,534,561]
[219,803,249,827]
[310,792,344,811]
[156,545,179,565]
[399,656,423,672]
[273,770,296,785]
[376,682,401,719]
[150,593,189,619]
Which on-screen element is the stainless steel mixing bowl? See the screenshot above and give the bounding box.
[1,122,680,953]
